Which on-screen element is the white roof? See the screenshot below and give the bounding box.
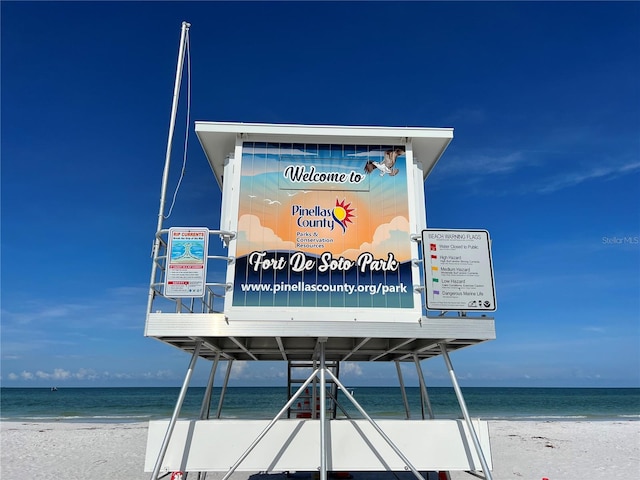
[195,121,454,188]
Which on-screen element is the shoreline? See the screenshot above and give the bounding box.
[2,419,639,480]
[2,414,638,423]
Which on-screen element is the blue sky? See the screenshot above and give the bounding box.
[2,1,639,388]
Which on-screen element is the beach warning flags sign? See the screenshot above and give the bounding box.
[171,473,184,480]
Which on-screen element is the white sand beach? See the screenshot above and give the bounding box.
[1,420,638,480]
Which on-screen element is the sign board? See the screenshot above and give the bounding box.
[421,229,496,311]
[232,142,416,310]
[164,227,209,298]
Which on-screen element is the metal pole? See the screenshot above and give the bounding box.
[325,369,426,480]
[146,21,191,316]
[287,360,293,418]
[312,360,318,419]
[439,343,493,480]
[395,361,411,419]
[332,362,340,419]
[199,353,219,419]
[197,355,219,480]
[151,339,202,480]
[319,341,327,480]
[221,368,320,480]
[413,354,434,419]
[157,20,190,234]
[216,359,234,419]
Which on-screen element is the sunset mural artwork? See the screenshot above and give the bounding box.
[233,142,415,308]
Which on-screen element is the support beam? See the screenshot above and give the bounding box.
[414,354,434,419]
[276,336,288,361]
[220,369,320,480]
[319,340,328,480]
[199,353,220,419]
[228,336,259,361]
[216,359,234,419]
[150,339,201,480]
[395,361,411,419]
[370,338,417,361]
[325,369,427,480]
[342,337,371,361]
[439,343,492,480]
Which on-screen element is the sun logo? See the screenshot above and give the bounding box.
[332,198,355,233]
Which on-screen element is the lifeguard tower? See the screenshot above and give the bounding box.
[144,23,496,480]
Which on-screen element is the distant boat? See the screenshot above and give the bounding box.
[51,387,58,392]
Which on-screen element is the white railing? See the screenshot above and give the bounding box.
[147,229,235,314]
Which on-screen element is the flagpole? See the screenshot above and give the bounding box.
[156,20,190,234]
[147,21,191,316]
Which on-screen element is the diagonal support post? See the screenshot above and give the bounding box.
[324,369,427,480]
[413,354,434,419]
[151,339,202,480]
[439,343,493,480]
[220,368,320,480]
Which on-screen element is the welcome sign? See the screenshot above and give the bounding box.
[232,142,415,309]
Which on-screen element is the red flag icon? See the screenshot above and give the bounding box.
[430,244,437,251]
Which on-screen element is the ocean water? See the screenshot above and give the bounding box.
[1,387,638,423]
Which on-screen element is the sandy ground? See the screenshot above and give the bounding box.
[1,420,638,480]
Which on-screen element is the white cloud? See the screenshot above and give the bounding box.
[1,287,148,335]
[341,362,363,376]
[140,370,173,380]
[432,151,640,197]
[341,216,412,261]
[437,151,528,177]
[6,368,172,382]
[535,161,640,194]
[35,369,73,380]
[231,361,249,377]
[583,326,606,333]
[237,214,296,253]
[2,304,86,325]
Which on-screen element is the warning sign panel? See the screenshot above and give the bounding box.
[164,227,209,298]
[422,229,496,312]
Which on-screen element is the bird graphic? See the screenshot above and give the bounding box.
[263,198,282,205]
[364,148,405,177]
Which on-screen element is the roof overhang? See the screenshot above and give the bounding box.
[195,122,453,189]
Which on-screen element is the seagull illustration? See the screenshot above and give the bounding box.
[364,148,405,177]
[264,198,282,205]
[248,195,257,198]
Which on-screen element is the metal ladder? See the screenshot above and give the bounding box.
[287,360,340,419]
